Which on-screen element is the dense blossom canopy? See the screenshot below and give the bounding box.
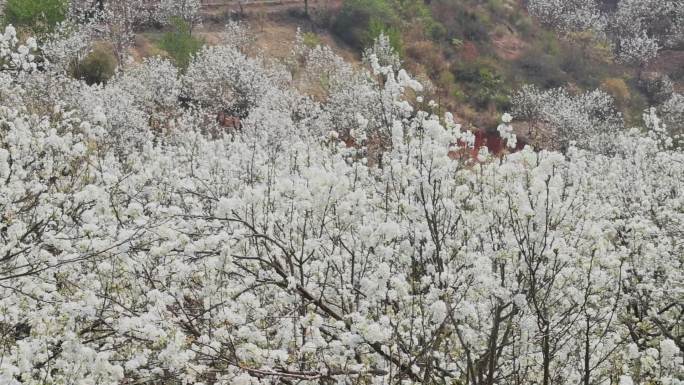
[0,20,682,385]
[526,0,684,65]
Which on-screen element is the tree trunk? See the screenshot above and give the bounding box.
[486,305,503,385]
[583,317,591,385]
[542,325,551,385]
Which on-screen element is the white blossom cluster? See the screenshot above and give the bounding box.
[527,0,607,34]
[526,0,684,65]
[156,0,202,30]
[511,84,624,153]
[41,21,98,72]
[58,0,202,68]
[657,93,684,148]
[362,32,402,73]
[0,26,38,77]
[0,25,682,385]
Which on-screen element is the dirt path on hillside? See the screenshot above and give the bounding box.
[201,0,342,17]
[132,0,353,64]
[192,0,353,61]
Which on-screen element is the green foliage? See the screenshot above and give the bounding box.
[2,0,67,34]
[486,0,508,18]
[333,0,396,50]
[73,44,117,85]
[457,10,490,42]
[394,0,443,40]
[538,30,560,55]
[332,0,443,54]
[429,1,491,44]
[367,19,403,56]
[513,15,534,36]
[512,50,567,89]
[159,17,204,70]
[451,86,466,102]
[522,60,562,88]
[302,32,321,48]
[557,45,605,88]
[454,59,509,109]
[623,86,649,126]
[330,0,648,121]
[427,21,447,41]
[601,77,631,107]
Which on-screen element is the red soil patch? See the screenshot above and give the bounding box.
[449,129,527,161]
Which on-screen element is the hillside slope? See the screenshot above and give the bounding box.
[190,0,682,134]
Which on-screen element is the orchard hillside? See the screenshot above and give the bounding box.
[0,1,682,385]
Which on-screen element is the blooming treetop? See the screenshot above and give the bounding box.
[526,0,684,65]
[156,0,202,31]
[511,84,624,153]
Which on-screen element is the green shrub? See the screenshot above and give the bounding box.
[431,2,491,44]
[487,0,507,17]
[454,59,509,109]
[458,11,490,42]
[302,32,321,48]
[367,19,403,56]
[538,30,560,55]
[426,20,447,41]
[73,44,117,85]
[332,0,399,50]
[159,17,204,70]
[557,44,604,88]
[601,77,631,107]
[512,49,567,88]
[393,0,443,42]
[451,86,466,102]
[3,0,67,34]
[513,15,534,36]
[624,88,648,126]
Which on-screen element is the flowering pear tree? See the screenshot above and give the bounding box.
[87,0,146,66]
[362,32,402,73]
[156,0,202,32]
[112,57,182,131]
[526,0,606,34]
[511,84,624,153]
[526,0,684,65]
[222,20,255,54]
[41,20,97,73]
[0,26,38,77]
[657,93,684,148]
